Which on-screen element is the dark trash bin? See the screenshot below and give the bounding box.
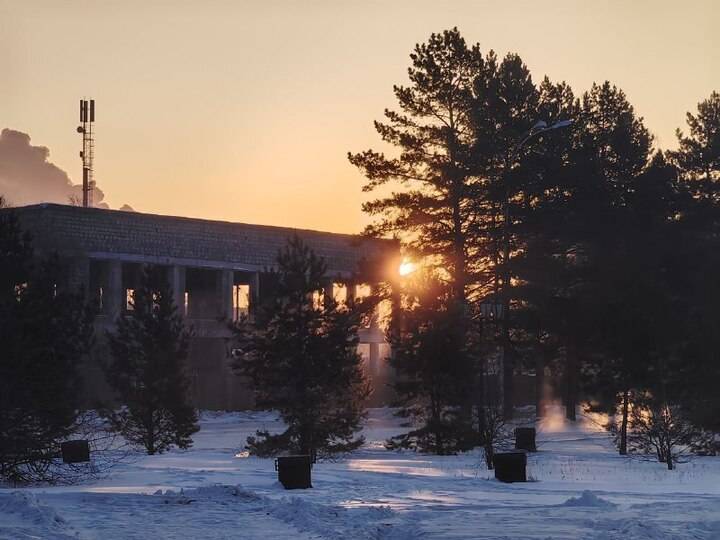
[493,452,527,483]
[275,455,312,489]
[515,427,537,452]
[61,440,90,464]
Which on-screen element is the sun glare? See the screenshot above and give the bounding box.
[399,260,416,276]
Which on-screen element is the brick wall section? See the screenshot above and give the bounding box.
[7,204,397,276]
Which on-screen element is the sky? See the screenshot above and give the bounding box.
[1,0,718,233]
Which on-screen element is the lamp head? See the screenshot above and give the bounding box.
[551,119,573,129]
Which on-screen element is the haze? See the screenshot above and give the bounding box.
[1,0,718,232]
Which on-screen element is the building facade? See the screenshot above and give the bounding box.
[10,204,399,410]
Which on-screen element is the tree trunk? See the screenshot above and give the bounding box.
[431,395,444,454]
[146,413,156,455]
[535,352,545,419]
[565,342,578,421]
[502,339,514,419]
[476,362,487,445]
[485,442,494,470]
[299,422,314,457]
[619,389,630,455]
[501,168,514,421]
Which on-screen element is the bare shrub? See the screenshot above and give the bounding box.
[477,405,513,469]
[627,395,704,470]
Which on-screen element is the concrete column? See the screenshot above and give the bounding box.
[369,342,380,376]
[323,279,334,307]
[345,280,356,304]
[250,272,260,313]
[364,283,380,329]
[219,269,234,320]
[105,260,123,322]
[167,265,186,317]
[65,256,90,294]
[390,281,402,340]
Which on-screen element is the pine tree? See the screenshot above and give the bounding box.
[678,240,720,440]
[573,93,720,459]
[520,82,654,422]
[467,52,533,419]
[232,236,371,458]
[349,28,541,433]
[0,202,94,483]
[348,28,482,306]
[386,273,476,454]
[104,265,198,455]
[583,152,686,451]
[669,91,720,201]
[669,91,720,438]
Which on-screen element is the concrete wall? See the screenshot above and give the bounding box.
[79,258,393,411]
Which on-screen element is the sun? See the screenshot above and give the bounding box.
[398,260,416,276]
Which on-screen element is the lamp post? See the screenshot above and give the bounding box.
[499,119,573,419]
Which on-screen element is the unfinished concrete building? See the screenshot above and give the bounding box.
[11,203,399,410]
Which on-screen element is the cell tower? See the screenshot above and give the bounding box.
[77,99,96,207]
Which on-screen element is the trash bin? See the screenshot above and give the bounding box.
[515,427,537,452]
[493,452,527,483]
[275,455,312,489]
[61,440,90,464]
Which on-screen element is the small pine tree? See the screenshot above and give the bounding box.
[0,203,94,483]
[386,273,476,454]
[104,265,198,455]
[232,236,371,458]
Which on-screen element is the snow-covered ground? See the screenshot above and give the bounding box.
[2,407,719,539]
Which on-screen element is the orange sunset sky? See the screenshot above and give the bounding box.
[1,0,718,233]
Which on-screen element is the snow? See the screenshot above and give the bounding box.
[558,490,616,508]
[1,406,719,539]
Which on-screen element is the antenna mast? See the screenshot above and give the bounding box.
[77,99,96,207]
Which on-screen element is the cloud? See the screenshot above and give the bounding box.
[0,128,132,210]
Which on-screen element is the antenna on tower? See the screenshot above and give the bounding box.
[77,99,96,207]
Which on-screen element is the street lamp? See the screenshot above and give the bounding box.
[498,118,573,418]
[511,119,573,161]
[501,118,574,288]
[480,294,504,319]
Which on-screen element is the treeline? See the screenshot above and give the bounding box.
[348,29,719,468]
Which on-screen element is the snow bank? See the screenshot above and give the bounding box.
[559,490,616,508]
[589,519,681,540]
[156,483,414,540]
[0,491,77,540]
[269,496,402,540]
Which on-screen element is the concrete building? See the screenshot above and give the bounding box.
[10,203,399,410]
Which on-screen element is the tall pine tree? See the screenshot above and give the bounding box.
[349,28,482,306]
[669,91,720,438]
[0,202,94,483]
[468,53,548,419]
[349,28,485,443]
[529,81,653,422]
